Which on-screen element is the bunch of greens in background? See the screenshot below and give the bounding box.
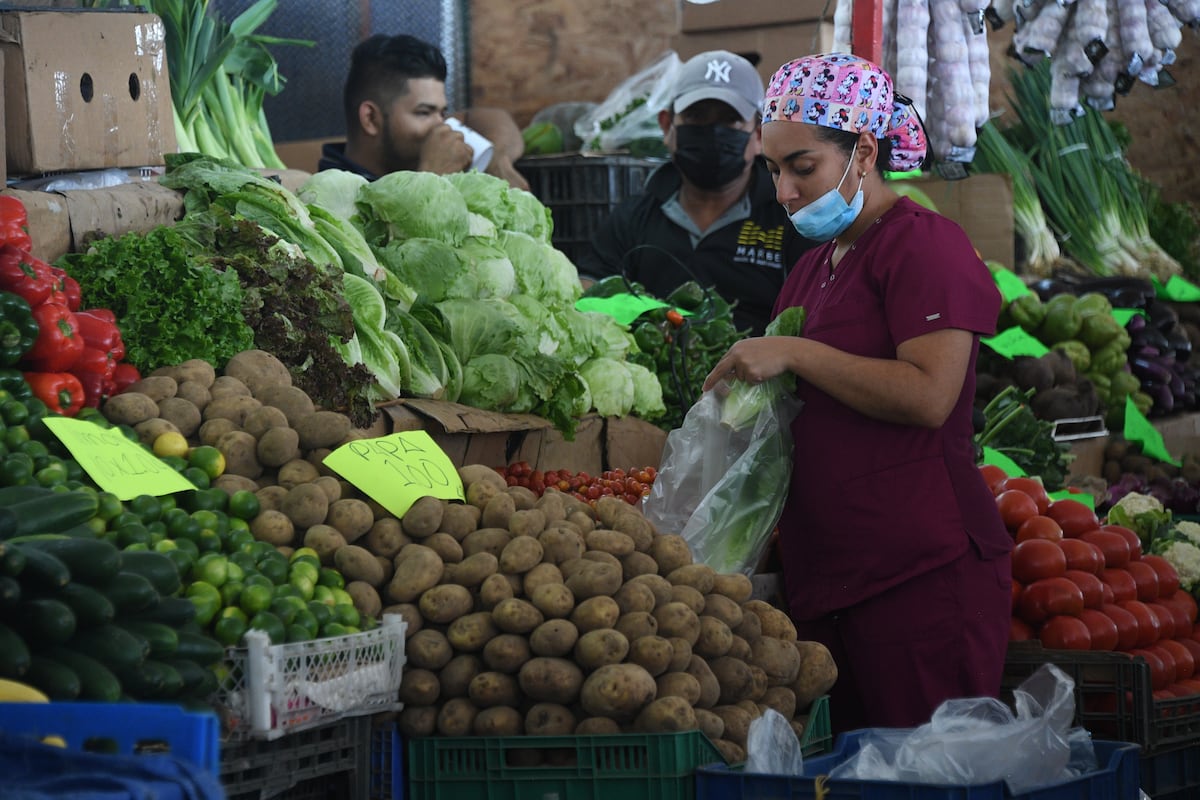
[974,385,1073,491]
[84,0,310,168]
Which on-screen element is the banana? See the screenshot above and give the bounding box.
[0,678,50,703]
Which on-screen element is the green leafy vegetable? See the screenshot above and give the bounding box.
[720,306,807,431]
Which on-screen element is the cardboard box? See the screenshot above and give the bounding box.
[1153,411,1200,462]
[671,23,835,86]
[910,173,1016,268]
[680,0,830,33]
[606,415,668,471]
[1,10,176,175]
[274,138,341,174]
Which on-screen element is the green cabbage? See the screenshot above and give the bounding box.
[446,171,517,229]
[499,231,582,308]
[461,354,521,409]
[356,171,471,246]
[579,357,635,417]
[298,169,368,222]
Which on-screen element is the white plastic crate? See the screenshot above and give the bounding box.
[214,614,406,741]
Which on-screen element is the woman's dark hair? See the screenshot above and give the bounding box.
[814,125,893,172]
[344,34,448,129]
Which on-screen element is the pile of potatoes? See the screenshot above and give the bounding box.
[100,349,839,762]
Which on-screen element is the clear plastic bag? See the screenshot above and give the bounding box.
[746,709,807,776]
[573,51,681,153]
[827,663,1094,794]
[642,383,802,575]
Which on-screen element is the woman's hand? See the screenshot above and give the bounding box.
[702,336,801,391]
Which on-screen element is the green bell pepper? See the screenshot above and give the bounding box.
[1090,338,1129,375]
[1054,340,1092,372]
[1077,312,1123,350]
[1038,293,1082,344]
[1073,291,1113,317]
[1008,293,1045,333]
[0,290,39,367]
[0,368,31,399]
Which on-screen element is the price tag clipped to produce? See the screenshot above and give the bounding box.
[575,293,690,326]
[981,327,1050,359]
[1049,489,1096,510]
[1112,308,1146,327]
[43,417,196,499]
[1153,275,1200,303]
[991,266,1033,303]
[323,430,465,517]
[1123,396,1181,467]
[981,446,1026,477]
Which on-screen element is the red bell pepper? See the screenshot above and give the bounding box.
[74,309,125,361]
[74,370,110,409]
[24,302,83,372]
[48,266,82,312]
[111,362,141,394]
[23,371,85,416]
[0,245,55,308]
[0,196,33,253]
[71,346,116,380]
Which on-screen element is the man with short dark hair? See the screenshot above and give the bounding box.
[320,34,528,189]
[576,51,815,335]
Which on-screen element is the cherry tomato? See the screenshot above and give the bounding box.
[996,489,1040,531]
[1101,602,1141,651]
[1157,639,1196,681]
[1016,515,1064,543]
[1101,524,1143,561]
[1010,617,1036,642]
[1147,603,1177,640]
[1100,568,1139,604]
[1080,530,1132,569]
[1017,577,1085,624]
[1057,538,1105,574]
[1012,538,1068,584]
[1121,600,1163,647]
[1040,615,1092,650]
[1047,499,1101,537]
[999,477,1051,514]
[1078,608,1120,651]
[1141,555,1182,598]
[979,464,1009,494]
[1129,648,1172,691]
[1126,561,1161,603]
[1064,569,1105,608]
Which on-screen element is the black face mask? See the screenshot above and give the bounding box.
[672,124,752,190]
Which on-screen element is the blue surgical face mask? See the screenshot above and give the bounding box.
[787,146,864,242]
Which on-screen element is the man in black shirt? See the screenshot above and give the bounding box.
[575,51,815,335]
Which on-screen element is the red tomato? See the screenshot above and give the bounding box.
[1010,617,1035,642]
[1147,603,1178,640]
[1129,648,1173,690]
[1157,639,1196,681]
[1163,590,1199,624]
[1040,615,1092,650]
[1148,645,1180,689]
[1047,499,1101,537]
[1121,600,1163,647]
[1101,603,1141,650]
[1063,570,1105,608]
[1125,561,1161,602]
[1016,515,1064,543]
[1141,555,1182,598]
[1176,637,1200,668]
[1018,577,1085,624]
[979,464,1009,494]
[1057,538,1105,574]
[1101,524,1143,560]
[1012,538,1068,584]
[1164,604,1196,639]
[1080,530,1133,569]
[1011,580,1023,611]
[1078,608,1120,651]
[1099,568,1139,604]
[996,490,1040,532]
[1000,477,1051,514]
[1101,582,1115,605]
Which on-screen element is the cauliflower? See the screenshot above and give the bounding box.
[1106,492,1172,547]
[1110,492,1164,518]
[1153,540,1200,593]
[1174,520,1200,547]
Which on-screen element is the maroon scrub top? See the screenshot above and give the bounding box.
[772,197,1012,621]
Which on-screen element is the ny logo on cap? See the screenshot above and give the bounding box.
[705,59,732,83]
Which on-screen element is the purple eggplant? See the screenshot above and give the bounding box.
[1132,357,1174,384]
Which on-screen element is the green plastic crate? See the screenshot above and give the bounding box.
[799,695,833,757]
[407,730,724,800]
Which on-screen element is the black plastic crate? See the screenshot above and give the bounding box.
[1003,642,1200,754]
[221,715,371,800]
[516,153,664,264]
[1140,741,1200,800]
[370,722,404,800]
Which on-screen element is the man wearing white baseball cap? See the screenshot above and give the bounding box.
[578,50,816,335]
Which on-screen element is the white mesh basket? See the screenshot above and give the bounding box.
[215,614,406,741]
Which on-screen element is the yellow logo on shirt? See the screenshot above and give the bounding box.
[737,222,784,250]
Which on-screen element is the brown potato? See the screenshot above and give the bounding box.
[751,637,802,687]
[733,611,762,641]
[223,350,292,397]
[744,600,798,641]
[363,518,410,560]
[375,555,395,586]
[653,602,700,645]
[302,524,344,564]
[216,430,262,479]
[505,485,538,510]
[482,633,532,674]
[667,637,693,673]
[655,671,701,704]
[468,671,520,708]
[518,657,584,705]
[565,561,622,600]
[277,459,320,489]
[242,405,290,439]
[466,479,502,510]
[711,573,753,603]
[791,640,838,707]
[695,708,725,742]
[685,655,721,708]
[158,358,216,389]
[419,584,474,624]
[439,503,481,540]
[524,703,576,736]
[401,496,445,539]
[408,629,453,670]
[522,562,564,594]
[702,594,744,629]
[694,616,734,658]
[325,499,374,543]
[440,654,483,698]
[498,535,544,573]
[256,385,314,426]
[570,596,620,633]
[612,512,655,552]
[492,598,544,634]
[473,706,523,737]
[256,426,301,468]
[585,529,635,557]
[203,394,261,427]
[573,628,630,670]
[447,611,499,652]
[579,663,657,720]
[533,492,566,524]
[761,686,797,719]
[436,697,478,736]
[538,526,585,564]
[128,375,177,403]
[581,550,622,570]
[713,705,753,747]
[386,545,444,604]
[103,392,159,427]
[593,496,630,529]
[713,739,745,764]
[635,696,697,733]
[174,380,212,412]
[250,509,295,547]
[614,581,657,616]
[134,418,180,446]
[334,545,385,586]
[399,668,441,706]
[423,532,464,564]
[667,564,716,594]
[650,535,693,574]
[508,508,547,538]
[670,585,706,615]
[478,572,515,610]
[443,552,499,587]
[529,582,575,619]
[481,492,517,530]
[575,717,621,735]
[198,417,238,447]
[397,706,438,738]
[294,410,352,451]
[382,603,422,637]
[710,657,756,705]
[462,528,513,558]
[627,635,674,677]
[458,464,507,491]
[728,635,752,662]
[213,474,259,496]
[528,619,579,657]
[311,476,343,504]
[157,397,201,437]
[619,551,659,581]
[346,581,381,618]
[614,611,658,641]
[628,574,673,609]
[209,375,251,399]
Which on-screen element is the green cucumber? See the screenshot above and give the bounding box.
[118,550,181,596]
[116,620,178,659]
[10,544,69,589]
[12,597,76,646]
[25,654,81,700]
[98,571,159,613]
[174,630,225,667]
[165,657,216,696]
[15,538,121,586]
[118,659,184,700]
[0,622,31,678]
[45,582,115,627]
[46,647,122,702]
[0,546,25,577]
[69,624,148,672]
[0,575,20,607]
[0,492,99,540]
[124,596,195,627]
[0,485,57,506]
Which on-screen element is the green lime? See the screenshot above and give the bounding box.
[128,494,163,523]
[306,601,332,628]
[96,492,125,522]
[34,462,69,487]
[288,572,315,601]
[224,560,245,584]
[243,573,273,590]
[248,611,285,645]
[333,602,360,628]
[228,529,255,552]
[157,494,177,513]
[123,543,149,552]
[160,455,188,473]
[320,622,349,638]
[272,583,301,601]
[153,538,178,553]
[220,606,249,625]
[285,623,314,643]
[288,560,319,585]
[163,548,194,576]
[117,525,152,548]
[220,580,244,607]
[230,551,258,575]
[270,597,301,625]
[228,490,260,521]
[289,547,321,567]
[258,556,289,586]
[187,488,227,514]
[183,468,210,490]
[248,541,276,561]
[188,446,226,480]
[239,582,274,616]
[196,528,222,554]
[192,553,229,588]
[213,614,248,647]
[312,585,336,606]
[111,511,145,530]
[173,537,200,559]
[330,587,354,607]
[84,517,107,537]
[185,581,222,627]
[318,568,345,590]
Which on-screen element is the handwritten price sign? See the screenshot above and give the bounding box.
[322,430,465,517]
[44,417,196,499]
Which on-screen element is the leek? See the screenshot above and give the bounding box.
[719,306,807,431]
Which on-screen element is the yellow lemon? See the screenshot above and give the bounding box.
[152,431,190,459]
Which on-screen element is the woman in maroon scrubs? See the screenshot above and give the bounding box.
[704,54,1013,734]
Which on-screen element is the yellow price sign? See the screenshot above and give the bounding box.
[322,430,465,518]
[43,417,196,499]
